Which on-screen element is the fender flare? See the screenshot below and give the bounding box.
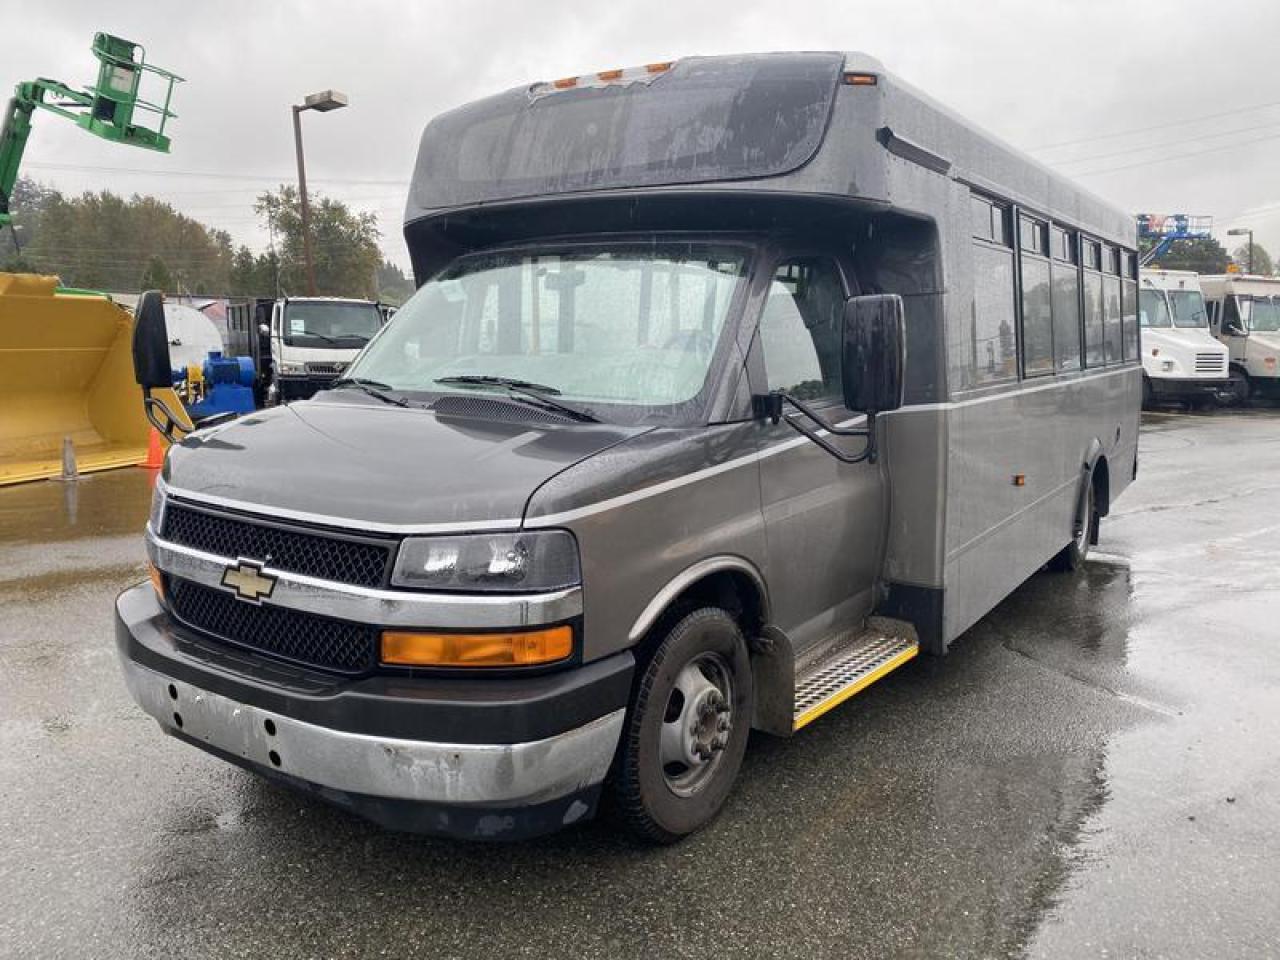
[626,555,770,643]
[1074,439,1104,540]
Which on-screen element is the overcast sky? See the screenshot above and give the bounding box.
[12,0,1280,274]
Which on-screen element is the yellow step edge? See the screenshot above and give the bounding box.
[792,643,919,731]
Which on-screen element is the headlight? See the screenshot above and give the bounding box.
[278,360,306,375]
[391,531,580,592]
[148,482,166,534]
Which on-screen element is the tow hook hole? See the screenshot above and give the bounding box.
[268,750,281,767]
[263,718,276,737]
[167,684,178,701]
[173,712,183,729]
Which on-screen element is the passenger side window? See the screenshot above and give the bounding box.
[758,257,846,403]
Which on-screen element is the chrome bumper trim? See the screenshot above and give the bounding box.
[121,657,624,806]
[146,532,583,628]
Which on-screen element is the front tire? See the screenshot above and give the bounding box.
[1227,368,1252,407]
[613,607,753,843]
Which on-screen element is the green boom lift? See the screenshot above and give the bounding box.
[0,33,186,486]
[0,31,182,226]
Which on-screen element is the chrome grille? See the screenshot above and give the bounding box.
[1194,353,1226,375]
[167,577,377,674]
[305,361,347,377]
[161,503,393,588]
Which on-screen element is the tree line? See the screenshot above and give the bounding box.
[1139,234,1275,276]
[0,177,416,303]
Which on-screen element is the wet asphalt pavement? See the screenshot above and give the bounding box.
[2,410,1279,959]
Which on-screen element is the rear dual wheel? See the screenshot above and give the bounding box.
[1050,477,1096,572]
[613,607,753,843]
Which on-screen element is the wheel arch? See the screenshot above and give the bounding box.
[627,556,769,646]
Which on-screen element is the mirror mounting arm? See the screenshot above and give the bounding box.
[771,391,878,464]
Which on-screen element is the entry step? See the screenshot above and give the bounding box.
[792,625,918,731]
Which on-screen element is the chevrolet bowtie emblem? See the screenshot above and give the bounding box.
[221,559,277,604]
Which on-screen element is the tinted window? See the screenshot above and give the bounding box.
[411,54,843,209]
[1121,279,1139,361]
[964,243,1018,387]
[759,257,846,401]
[1021,251,1053,376]
[1053,228,1076,263]
[1103,275,1123,364]
[1052,261,1082,371]
[1082,240,1101,271]
[1083,272,1105,367]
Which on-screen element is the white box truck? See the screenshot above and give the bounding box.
[1201,274,1280,405]
[1138,269,1229,407]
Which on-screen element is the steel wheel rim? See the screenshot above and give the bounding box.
[659,651,734,798]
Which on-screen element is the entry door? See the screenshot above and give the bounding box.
[752,256,885,656]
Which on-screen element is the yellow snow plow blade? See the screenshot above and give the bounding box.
[0,273,184,485]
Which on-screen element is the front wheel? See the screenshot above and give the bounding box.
[613,607,753,843]
[1227,368,1252,407]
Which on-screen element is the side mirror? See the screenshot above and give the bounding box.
[841,294,906,414]
[132,290,173,390]
[259,323,270,336]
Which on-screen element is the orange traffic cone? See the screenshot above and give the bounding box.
[139,428,166,470]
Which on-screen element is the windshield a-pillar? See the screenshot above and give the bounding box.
[345,243,748,422]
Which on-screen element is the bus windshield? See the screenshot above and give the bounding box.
[1139,289,1172,328]
[1168,290,1208,328]
[283,301,382,348]
[346,243,747,420]
[1244,296,1280,333]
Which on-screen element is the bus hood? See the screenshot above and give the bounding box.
[163,399,648,530]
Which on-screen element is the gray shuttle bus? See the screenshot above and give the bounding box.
[119,53,1141,842]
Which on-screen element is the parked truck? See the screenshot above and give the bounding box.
[120,52,1140,842]
[1137,269,1229,407]
[1200,274,1280,405]
[226,296,385,405]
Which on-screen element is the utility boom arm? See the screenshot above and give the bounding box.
[0,32,182,227]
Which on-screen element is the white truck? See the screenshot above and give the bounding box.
[226,296,385,406]
[1200,274,1280,406]
[1137,269,1229,407]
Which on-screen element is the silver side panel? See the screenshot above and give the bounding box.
[941,368,1139,644]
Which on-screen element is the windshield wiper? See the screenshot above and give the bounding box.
[295,329,343,343]
[329,377,410,408]
[434,375,598,422]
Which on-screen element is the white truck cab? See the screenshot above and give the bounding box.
[267,297,384,404]
[1201,274,1280,406]
[1137,270,1229,407]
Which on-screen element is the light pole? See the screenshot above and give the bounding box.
[291,89,348,296]
[1227,227,1254,275]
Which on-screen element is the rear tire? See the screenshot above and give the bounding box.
[613,607,752,844]
[1050,476,1096,572]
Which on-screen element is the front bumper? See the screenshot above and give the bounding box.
[1148,376,1230,399]
[115,584,633,839]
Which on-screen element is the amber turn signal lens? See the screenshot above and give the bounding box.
[148,562,165,600]
[381,626,573,667]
